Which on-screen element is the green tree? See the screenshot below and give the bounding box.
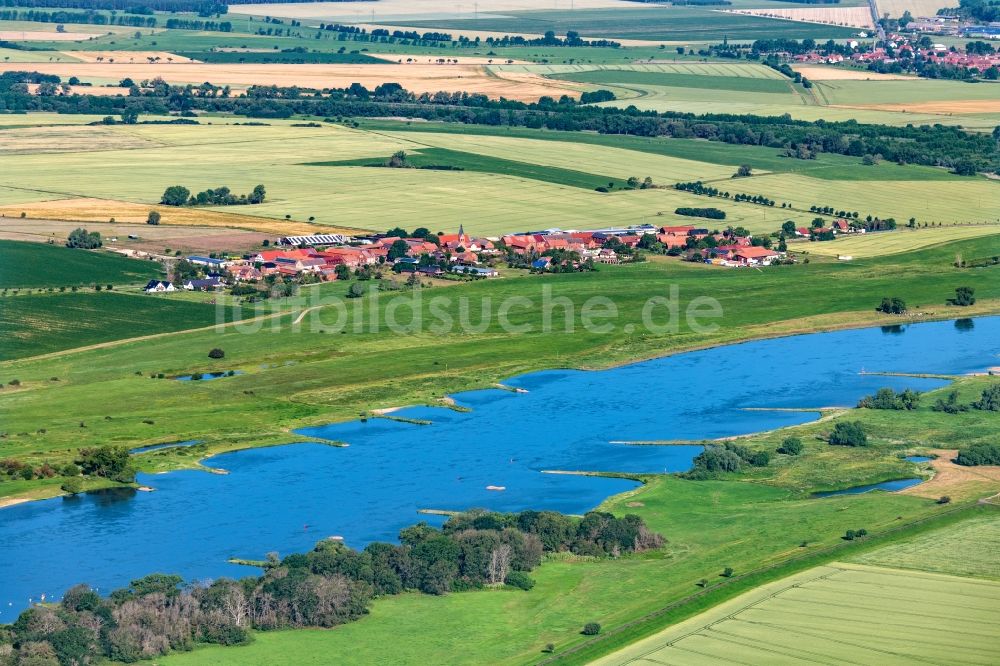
[160,185,191,206]
[778,436,803,455]
[146,210,161,225]
[248,184,267,204]
[120,108,139,124]
[66,227,102,249]
[387,239,410,261]
[75,446,135,482]
[582,622,601,636]
[828,421,868,447]
[972,384,1000,411]
[734,164,752,177]
[950,286,976,306]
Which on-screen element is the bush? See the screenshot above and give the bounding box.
[857,387,920,410]
[937,495,951,504]
[972,384,1000,411]
[61,477,84,495]
[828,421,868,447]
[876,297,906,314]
[146,210,161,225]
[955,442,1000,466]
[582,622,601,636]
[208,348,225,359]
[948,286,976,306]
[505,571,535,591]
[778,436,803,455]
[722,567,734,577]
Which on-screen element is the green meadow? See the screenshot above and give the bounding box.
[0,240,162,289]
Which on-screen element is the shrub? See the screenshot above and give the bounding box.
[876,297,906,314]
[857,387,920,410]
[722,567,734,577]
[972,384,1000,411]
[828,421,868,447]
[208,348,225,359]
[955,442,1000,466]
[778,436,803,455]
[948,286,976,306]
[582,622,601,636]
[543,643,555,653]
[937,495,951,504]
[61,478,84,495]
[146,210,161,225]
[932,390,968,413]
[505,571,535,591]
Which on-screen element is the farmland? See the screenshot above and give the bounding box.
[802,225,1000,258]
[373,6,863,41]
[1,118,996,239]
[851,513,1000,580]
[595,560,1000,666]
[2,2,1000,663]
[0,291,234,360]
[0,240,162,289]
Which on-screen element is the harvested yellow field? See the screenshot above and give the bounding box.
[839,99,1000,114]
[723,7,873,29]
[793,66,917,81]
[0,30,101,41]
[62,51,198,64]
[0,62,579,101]
[875,0,955,19]
[0,198,370,236]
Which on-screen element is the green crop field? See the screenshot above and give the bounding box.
[390,6,861,41]
[813,78,1000,106]
[0,292,233,360]
[595,560,1000,665]
[554,69,795,94]
[802,225,1000,258]
[0,240,162,289]
[308,146,621,191]
[850,513,1000,580]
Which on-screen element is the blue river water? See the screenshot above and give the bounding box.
[812,477,925,497]
[0,317,997,616]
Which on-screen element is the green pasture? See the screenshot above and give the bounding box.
[0,240,162,289]
[390,6,861,41]
[851,512,1000,580]
[498,62,789,79]
[0,47,80,63]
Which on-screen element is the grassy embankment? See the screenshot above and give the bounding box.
[1,235,998,498]
[155,388,1000,665]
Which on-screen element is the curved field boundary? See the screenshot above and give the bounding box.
[542,501,994,664]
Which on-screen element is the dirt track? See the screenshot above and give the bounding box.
[0,62,580,101]
[901,449,1000,499]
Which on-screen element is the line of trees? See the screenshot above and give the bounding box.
[0,9,155,26]
[675,207,726,220]
[0,509,663,663]
[160,184,265,206]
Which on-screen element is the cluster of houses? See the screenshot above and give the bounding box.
[141,222,798,294]
[790,33,1000,71]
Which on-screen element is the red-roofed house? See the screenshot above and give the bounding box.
[733,247,782,266]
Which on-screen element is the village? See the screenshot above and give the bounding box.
[133,220,851,294]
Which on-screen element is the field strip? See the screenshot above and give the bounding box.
[594,561,1000,665]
